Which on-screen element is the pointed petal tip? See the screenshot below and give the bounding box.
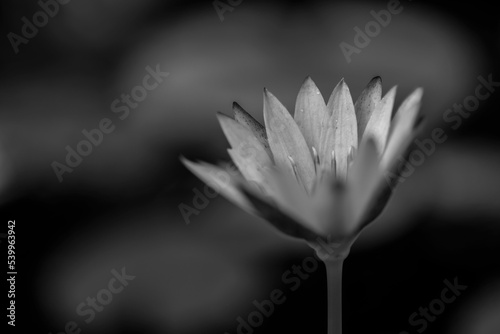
[341,79,352,95]
[303,75,314,84]
[216,111,231,121]
[388,84,398,93]
[263,88,282,106]
[179,155,188,165]
[410,87,424,97]
[298,76,322,95]
[383,85,398,100]
[179,156,198,171]
[339,77,350,90]
[180,157,212,177]
[407,87,424,105]
[367,76,382,92]
[299,76,316,90]
[263,87,275,100]
[232,102,247,116]
[179,155,195,164]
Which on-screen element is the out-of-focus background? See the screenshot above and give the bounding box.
[1,0,499,333]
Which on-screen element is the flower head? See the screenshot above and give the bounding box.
[182,77,423,250]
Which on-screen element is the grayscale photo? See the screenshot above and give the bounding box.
[1,0,499,333]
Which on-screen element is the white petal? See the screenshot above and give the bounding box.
[294,76,329,153]
[232,102,273,159]
[264,167,318,229]
[238,177,323,241]
[354,76,382,140]
[227,148,272,192]
[263,88,316,190]
[310,174,350,238]
[218,113,275,195]
[217,112,273,171]
[347,139,385,231]
[321,79,358,180]
[362,86,397,154]
[181,157,255,213]
[381,88,424,170]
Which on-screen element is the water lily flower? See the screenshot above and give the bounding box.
[181,76,423,334]
[182,76,423,248]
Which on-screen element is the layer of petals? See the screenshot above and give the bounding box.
[263,89,316,190]
[347,139,386,232]
[310,173,350,238]
[323,79,358,180]
[294,76,329,155]
[238,178,322,241]
[180,158,255,213]
[362,85,397,154]
[354,76,382,140]
[232,102,273,159]
[381,88,424,171]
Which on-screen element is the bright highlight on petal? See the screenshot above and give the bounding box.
[294,77,329,156]
[381,87,424,170]
[355,76,382,139]
[263,88,316,190]
[362,85,397,154]
[217,112,273,188]
[180,157,254,213]
[326,79,358,180]
[182,77,424,244]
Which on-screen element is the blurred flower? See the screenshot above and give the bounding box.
[182,76,423,251]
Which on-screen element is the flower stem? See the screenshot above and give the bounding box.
[309,238,354,334]
[323,256,344,334]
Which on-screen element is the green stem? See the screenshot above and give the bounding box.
[323,256,344,334]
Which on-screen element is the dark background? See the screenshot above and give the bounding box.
[1,0,499,333]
